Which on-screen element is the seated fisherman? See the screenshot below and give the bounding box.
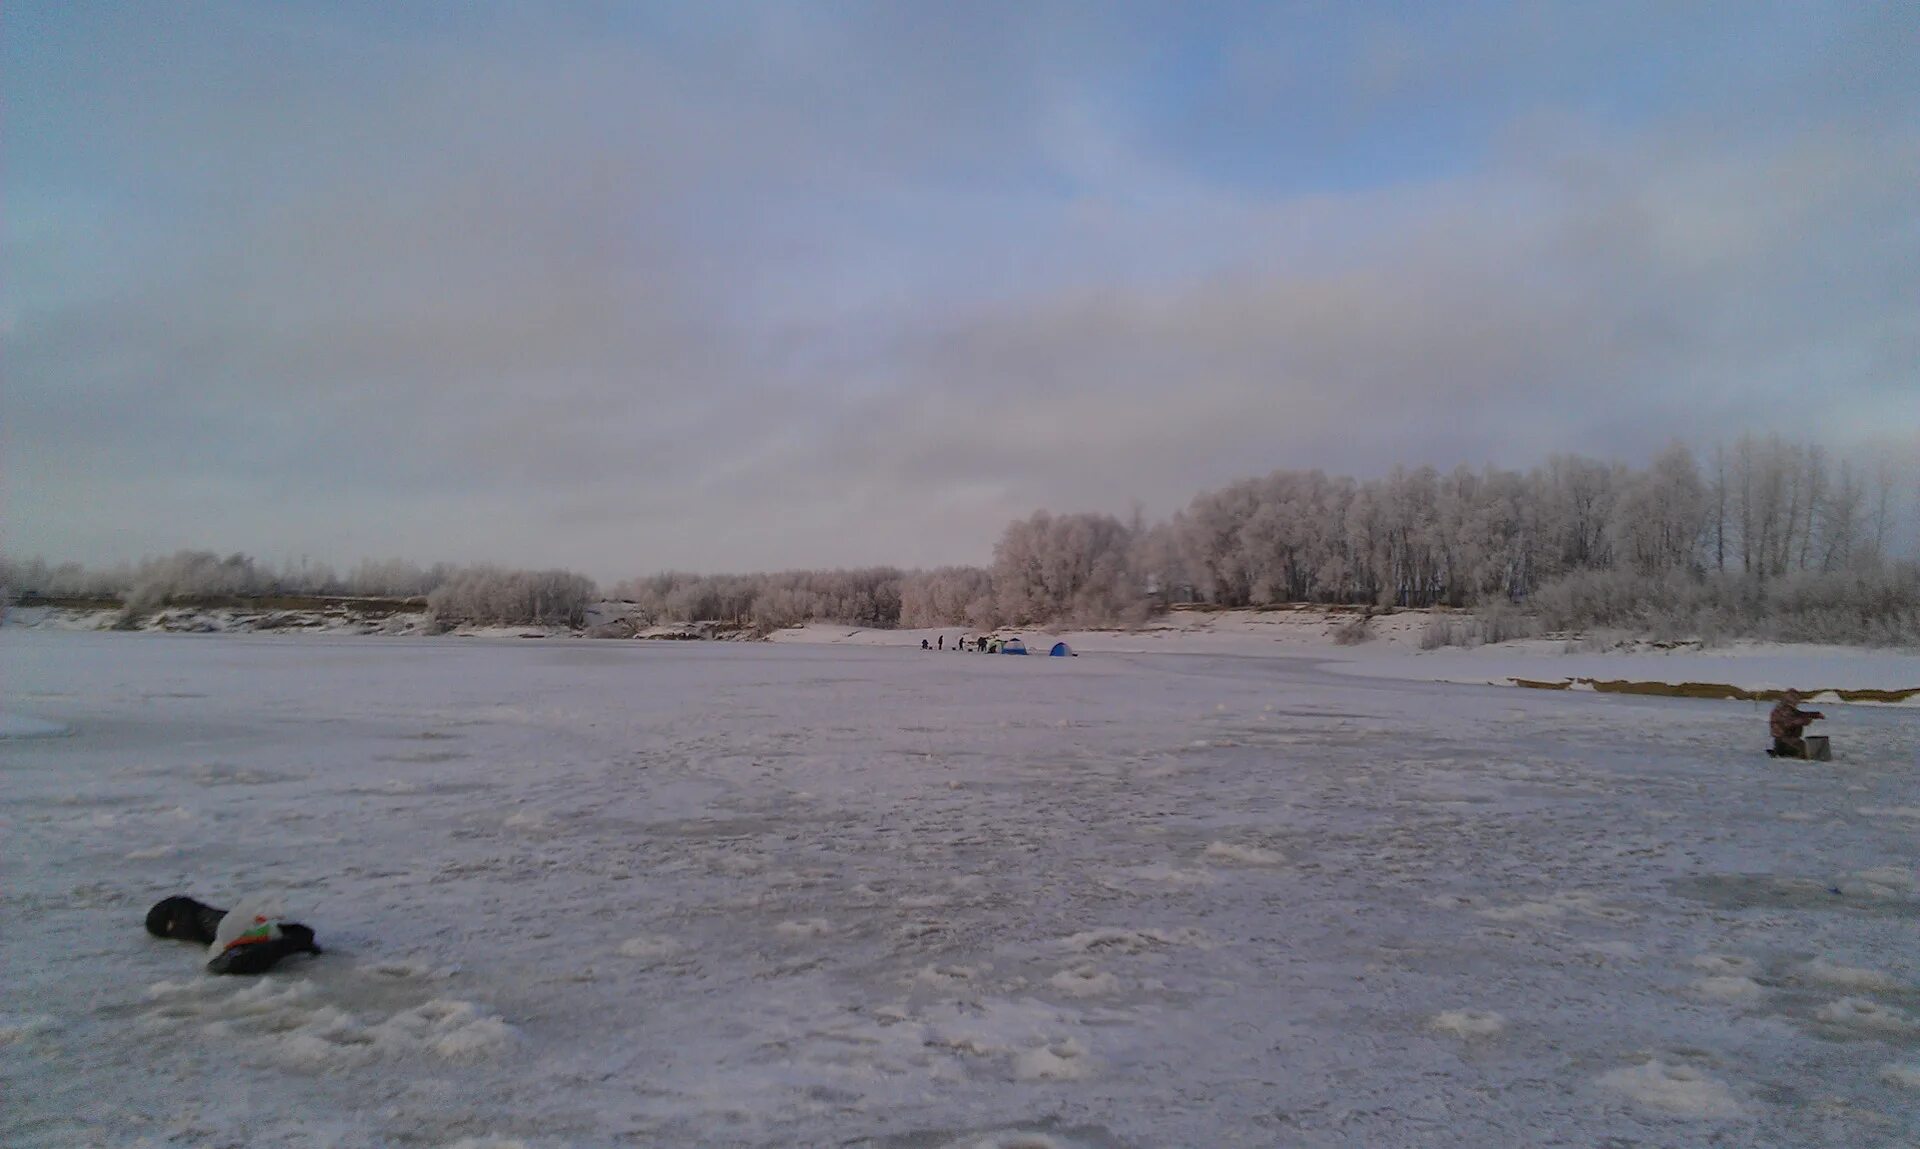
[1768,690,1825,758]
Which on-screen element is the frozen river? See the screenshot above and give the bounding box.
[3,630,1917,1147]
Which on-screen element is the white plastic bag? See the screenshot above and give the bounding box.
[208,895,286,956]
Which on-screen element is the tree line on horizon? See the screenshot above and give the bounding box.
[0,552,599,629]
[5,435,1915,642]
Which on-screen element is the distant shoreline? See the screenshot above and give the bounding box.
[16,603,1917,707]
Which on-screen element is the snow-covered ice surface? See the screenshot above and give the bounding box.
[771,614,1920,700]
[1329,642,1920,697]
[3,629,1918,1147]
[768,610,1440,658]
[0,711,70,739]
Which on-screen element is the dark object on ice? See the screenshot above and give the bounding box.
[1766,734,1830,760]
[206,923,322,976]
[922,638,930,650]
[144,896,322,974]
[145,895,228,945]
[1767,691,1826,759]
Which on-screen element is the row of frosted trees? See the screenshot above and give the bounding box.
[1,553,462,605]
[422,567,598,628]
[900,436,1916,642]
[607,513,1152,632]
[1154,438,1907,612]
[5,436,1911,638]
[0,553,598,628]
[612,569,904,632]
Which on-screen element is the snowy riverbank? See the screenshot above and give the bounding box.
[11,601,1919,700]
[770,611,1920,701]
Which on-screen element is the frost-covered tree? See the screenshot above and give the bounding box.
[1819,460,1866,571]
[899,566,1000,628]
[1132,518,1193,608]
[426,567,597,627]
[342,559,454,598]
[123,551,274,610]
[993,511,1142,626]
[1609,443,1706,577]
[611,568,905,631]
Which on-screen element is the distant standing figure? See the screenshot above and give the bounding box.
[1768,690,1825,758]
[938,635,944,650]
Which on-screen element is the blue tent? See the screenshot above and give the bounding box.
[1049,641,1074,657]
[1001,638,1028,654]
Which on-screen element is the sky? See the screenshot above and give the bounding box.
[5,1,1917,580]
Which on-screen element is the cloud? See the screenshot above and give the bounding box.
[3,3,1915,578]
[777,123,1918,504]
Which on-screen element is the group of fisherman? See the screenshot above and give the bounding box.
[919,634,1006,652]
